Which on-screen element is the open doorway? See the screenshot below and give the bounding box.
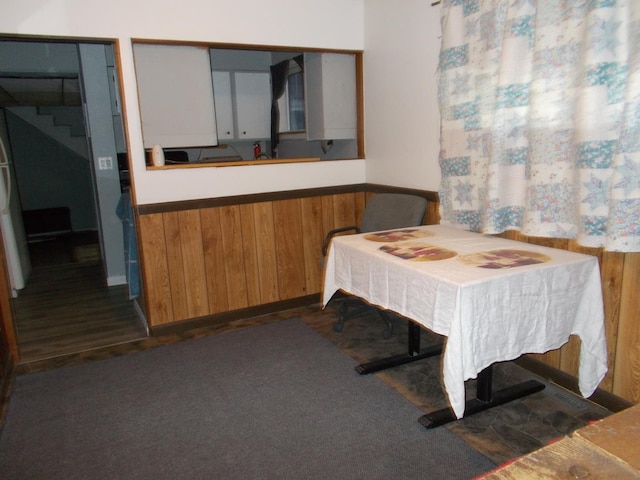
[0,38,147,363]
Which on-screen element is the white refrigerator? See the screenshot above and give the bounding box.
[0,112,31,297]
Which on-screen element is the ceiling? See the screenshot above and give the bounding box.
[0,75,81,107]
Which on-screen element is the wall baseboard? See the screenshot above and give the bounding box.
[150,294,320,337]
[516,356,633,413]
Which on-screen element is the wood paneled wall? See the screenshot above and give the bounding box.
[497,230,640,404]
[137,191,367,327]
[136,186,639,406]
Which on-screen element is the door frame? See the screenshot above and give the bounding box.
[0,35,134,363]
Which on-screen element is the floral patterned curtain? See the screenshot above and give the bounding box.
[437,0,640,252]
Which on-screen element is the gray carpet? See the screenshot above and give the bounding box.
[0,319,495,479]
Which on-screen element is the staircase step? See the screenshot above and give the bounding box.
[8,106,88,158]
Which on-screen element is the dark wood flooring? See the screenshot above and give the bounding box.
[12,235,147,364]
[4,236,613,467]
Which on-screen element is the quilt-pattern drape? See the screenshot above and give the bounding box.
[437,0,640,252]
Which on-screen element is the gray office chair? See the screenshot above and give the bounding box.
[322,193,428,338]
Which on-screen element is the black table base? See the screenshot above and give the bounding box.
[355,321,546,427]
[356,319,442,374]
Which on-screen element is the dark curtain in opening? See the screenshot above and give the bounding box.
[270,60,289,157]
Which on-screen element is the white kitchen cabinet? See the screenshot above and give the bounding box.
[304,52,356,141]
[235,72,271,140]
[133,44,218,148]
[211,71,271,141]
[211,71,235,140]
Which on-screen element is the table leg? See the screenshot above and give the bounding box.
[418,366,545,429]
[355,321,443,374]
[355,321,546,427]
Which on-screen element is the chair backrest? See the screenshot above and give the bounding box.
[360,193,428,233]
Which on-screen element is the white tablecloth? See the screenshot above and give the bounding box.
[322,225,608,419]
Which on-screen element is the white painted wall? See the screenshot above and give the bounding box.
[1,0,366,205]
[363,0,442,191]
[2,0,444,204]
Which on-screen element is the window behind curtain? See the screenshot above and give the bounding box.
[278,61,305,133]
[287,71,305,132]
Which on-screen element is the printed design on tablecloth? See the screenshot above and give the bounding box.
[365,229,434,243]
[380,242,457,262]
[458,249,551,269]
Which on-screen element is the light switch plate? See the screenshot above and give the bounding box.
[98,156,113,170]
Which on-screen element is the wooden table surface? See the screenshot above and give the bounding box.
[480,404,640,479]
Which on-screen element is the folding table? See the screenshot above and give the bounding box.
[322,225,608,427]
